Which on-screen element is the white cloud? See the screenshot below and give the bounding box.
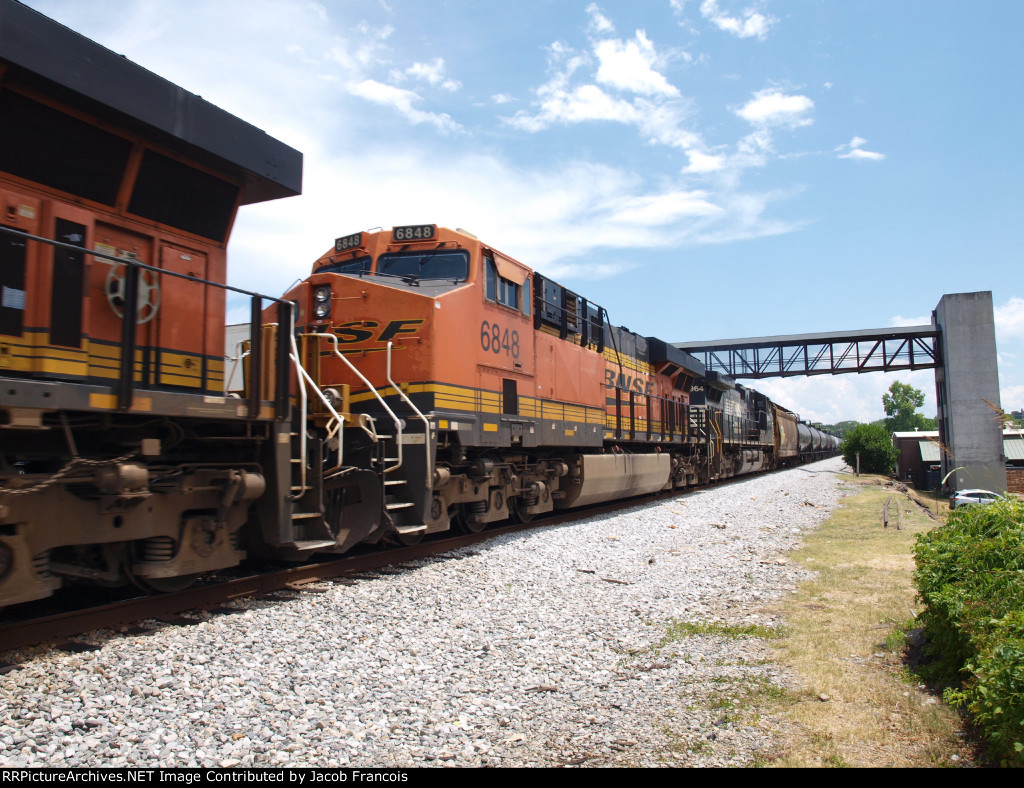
[507,26,685,132]
[404,58,461,92]
[492,93,515,105]
[736,89,814,128]
[325,21,394,71]
[504,31,712,174]
[684,150,727,173]
[594,31,679,97]
[1003,384,1024,412]
[890,314,932,328]
[506,83,640,131]
[842,149,886,161]
[347,79,462,133]
[586,3,615,35]
[836,136,886,161]
[604,191,723,225]
[700,0,776,40]
[754,369,939,425]
[505,11,814,193]
[632,97,702,150]
[546,260,642,281]
[995,296,1024,340]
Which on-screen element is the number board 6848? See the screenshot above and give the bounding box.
[480,320,519,360]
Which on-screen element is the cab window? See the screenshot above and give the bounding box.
[485,257,519,310]
[378,250,469,282]
[319,256,371,275]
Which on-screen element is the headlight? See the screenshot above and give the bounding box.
[313,286,331,319]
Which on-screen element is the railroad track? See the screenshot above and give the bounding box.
[0,492,667,657]
[0,466,817,660]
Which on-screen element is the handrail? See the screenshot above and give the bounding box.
[386,341,433,487]
[287,328,311,498]
[0,225,292,304]
[284,332,381,488]
[303,333,405,474]
[0,224,292,420]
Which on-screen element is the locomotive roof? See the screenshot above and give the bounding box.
[0,0,302,205]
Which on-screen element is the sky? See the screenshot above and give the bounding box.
[22,0,1024,425]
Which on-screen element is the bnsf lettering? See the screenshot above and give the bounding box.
[335,319,424,345]
[335,321,377,344]
[378,319,423,343]
[603,368,654,395]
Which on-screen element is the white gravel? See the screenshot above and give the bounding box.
[0,457,847,767]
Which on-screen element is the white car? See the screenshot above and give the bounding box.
[949,489,1003,510]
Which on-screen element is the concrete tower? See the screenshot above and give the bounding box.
[933,292,1007,493]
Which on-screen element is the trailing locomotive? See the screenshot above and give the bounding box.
[0,2,837,609]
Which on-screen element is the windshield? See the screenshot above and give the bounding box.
[378,250,469,282]
[318,256,371,276]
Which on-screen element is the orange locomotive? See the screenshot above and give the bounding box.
[273,224,804,547]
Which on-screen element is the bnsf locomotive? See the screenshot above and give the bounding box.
[0,2,837,609]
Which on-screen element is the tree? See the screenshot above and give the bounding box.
[883,380,935,433]
[841,423,898,475]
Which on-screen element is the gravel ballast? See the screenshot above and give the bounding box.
[0,457,847,767]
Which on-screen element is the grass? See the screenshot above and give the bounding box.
[753,473,973,767]
[659,620,785,646]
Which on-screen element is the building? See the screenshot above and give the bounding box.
[894,428,1024,494]
[1006,429,1024,494]
[893,431,943,491]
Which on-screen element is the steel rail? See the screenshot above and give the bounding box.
[0,456,840,656]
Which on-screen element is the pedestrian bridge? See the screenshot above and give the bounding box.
[676,325,939,380]
[675,293,1004,495]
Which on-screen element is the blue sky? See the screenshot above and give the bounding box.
[24,0,1024,424]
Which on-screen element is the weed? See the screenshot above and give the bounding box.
[822,753,850,768]
[660,619,785,647]
[882,617,918,652]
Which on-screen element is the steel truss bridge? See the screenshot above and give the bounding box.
[676,325,941,380]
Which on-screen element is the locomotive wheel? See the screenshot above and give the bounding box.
[128,571,201,594]
[452,504,486,535]
[508,497,535,524]
[394,528,425,547]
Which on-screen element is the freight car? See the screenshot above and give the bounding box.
[0,2,837,609]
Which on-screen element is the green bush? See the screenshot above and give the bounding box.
[914,497,1024,765]
[840,423,897,475]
